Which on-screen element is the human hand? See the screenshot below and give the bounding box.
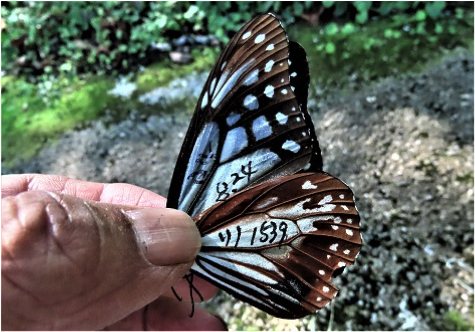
[2,174,225,330]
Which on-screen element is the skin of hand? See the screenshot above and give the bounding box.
[1,174,224,331]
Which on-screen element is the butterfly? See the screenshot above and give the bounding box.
[166,13,361,319]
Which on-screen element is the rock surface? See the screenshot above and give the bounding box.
[4,51,473,331]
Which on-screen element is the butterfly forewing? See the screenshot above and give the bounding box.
[191,172,361,319]
[288,41,323,171]
[167,14,318,217]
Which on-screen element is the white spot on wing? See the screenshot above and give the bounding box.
[347,219,353,224]
[220,127,248,162]
[302,180,318,190]
[264,85,274,98]
[266,43,274,51]
[331,225,339,230]
[255,34,265,43]
[318,195,333,205]
[291,72,297,77]
[269,197,336,219]
[242,31,251,39]
[319,270,325,275]
[323,286,329,293]
[346,229,354,236]
[265,60,275,72]
[342,205,349,210]
[252,115,272,141]
[334,217,342,224]
[243,94,259,110]
[344,249,350,255]
[338,262,346,267]
[317,296,322,301]
[282,140,300,153]
[292,107,296,111]
[281,89,288,95]
[339,194,344,199]
[276,112,288,124]
[329,243,338,251]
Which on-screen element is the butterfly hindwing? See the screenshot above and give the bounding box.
[288,41,323,171]
[167,14,318,217]
[191,172,361,319]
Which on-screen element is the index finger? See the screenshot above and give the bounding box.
[1,174,167,208]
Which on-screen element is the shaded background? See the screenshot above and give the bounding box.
[2,1,474,330]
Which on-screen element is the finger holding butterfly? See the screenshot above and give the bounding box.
[1,174,225,330]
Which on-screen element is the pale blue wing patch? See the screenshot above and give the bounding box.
[252,115,273,141]
[220,127,248,163]
[190,148,281,216]
[178,122,219,212]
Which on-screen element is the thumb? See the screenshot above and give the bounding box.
[1,190,201,330]
[125,208,201,266]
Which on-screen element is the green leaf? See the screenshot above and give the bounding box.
[353,1,372,11]
[356,10,368,24]
[324,22,338,35]
[293,2,304,16]
[377,2,394,16]
[425,1,446,19]
[341,23,355,35]
[184,5,199,20]
[415,10,426,21]
[434,23,443,34]
[322,1,335,8]
[334,2,348,17]
[325,42,336,54]
[416,21,426,34]
[59,62,72,72]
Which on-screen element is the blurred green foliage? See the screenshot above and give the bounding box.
[2,1,471,78]
[444,309,474,331]
[1,1,473,168]
[1,1,313,77]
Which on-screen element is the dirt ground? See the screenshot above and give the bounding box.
[4,49,474,331]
